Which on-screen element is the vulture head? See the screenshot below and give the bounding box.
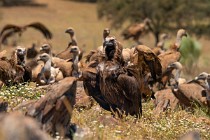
[65,27,75,37]
[37,53,51,63]
[174,29,187,50]
[167,62,183,71]
[103,36,117,61]
[70,46,80,56]
[16,47,26,58]
[143,18,152,26]
[177,29,187,38]
[103,28,110,40]
[195,72,209,81]
[40,43,52,54]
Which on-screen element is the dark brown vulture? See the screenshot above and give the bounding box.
[0,50,26,85]
[26,43,39,59]
[158,29,187,73]
[121,18,151,44]
[0,22,52,45]
[25,77,77,137]
[82,35,162,117]
[15,46,32,82]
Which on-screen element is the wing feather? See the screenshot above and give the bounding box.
[25,22,52,39]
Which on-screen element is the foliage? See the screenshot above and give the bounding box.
[97,0,210,44]
[180,37,202,74]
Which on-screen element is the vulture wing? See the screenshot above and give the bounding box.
[0,24,21,36]
[133,45,162,81]
[158,51,181,73]
[25,22,53,39]
[0,29,21,45]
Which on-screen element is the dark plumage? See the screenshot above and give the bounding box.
[82,36,142,117]
[25,77,77,137]
[26,43,39,59]
[0,22,52,45]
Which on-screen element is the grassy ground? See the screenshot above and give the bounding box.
[1,83,209,139]
[0,0,210,139]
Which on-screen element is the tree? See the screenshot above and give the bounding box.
[97,0,210,44]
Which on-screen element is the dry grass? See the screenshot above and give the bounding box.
[72,101,210,140]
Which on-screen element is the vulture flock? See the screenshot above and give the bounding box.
[0,21,209,139]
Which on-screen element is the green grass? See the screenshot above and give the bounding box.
[0,83,45,111]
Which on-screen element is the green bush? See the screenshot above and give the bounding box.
[180,37,202,74]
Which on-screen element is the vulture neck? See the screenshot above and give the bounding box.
[72,53,79,72]
[70,34,77,46]
[175,36,182,50]
[43,59,52,74]
[173,68,181,84]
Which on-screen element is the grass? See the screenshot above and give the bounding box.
[0,82,45,111]
[72,101,210,140]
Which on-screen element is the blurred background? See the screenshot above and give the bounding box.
[0,0,210,79]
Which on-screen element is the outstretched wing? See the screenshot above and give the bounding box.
[0,29,21,45]
[25,22,53,39]
[0,24,21,36]
[133,45,162,81]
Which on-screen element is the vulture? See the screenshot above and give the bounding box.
[154,88,180,114]
[56,27,83,61]
[159,61,183,89]
[0,112,52,140]
[153,62,183,114]
[25,77,77,137]
[15,46,32,82]
[85,28,110,63]
[82,35,162,117]
[0,50,25,85]
[36,53,63,86]
[52,46,82,78]
[0,22,52,45]
[26,43,39,59]
[40,43,54,56]
[121,18,151,44]
[173,72,210,109]
[152,33,169,55]
[158,29,187,73]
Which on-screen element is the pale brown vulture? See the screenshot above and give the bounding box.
[158,29,187,73]
[121,18,151,44]
[0,22,52,45]
[173,72,210,109]
[152,33,169,55]
[56,27,80,60]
